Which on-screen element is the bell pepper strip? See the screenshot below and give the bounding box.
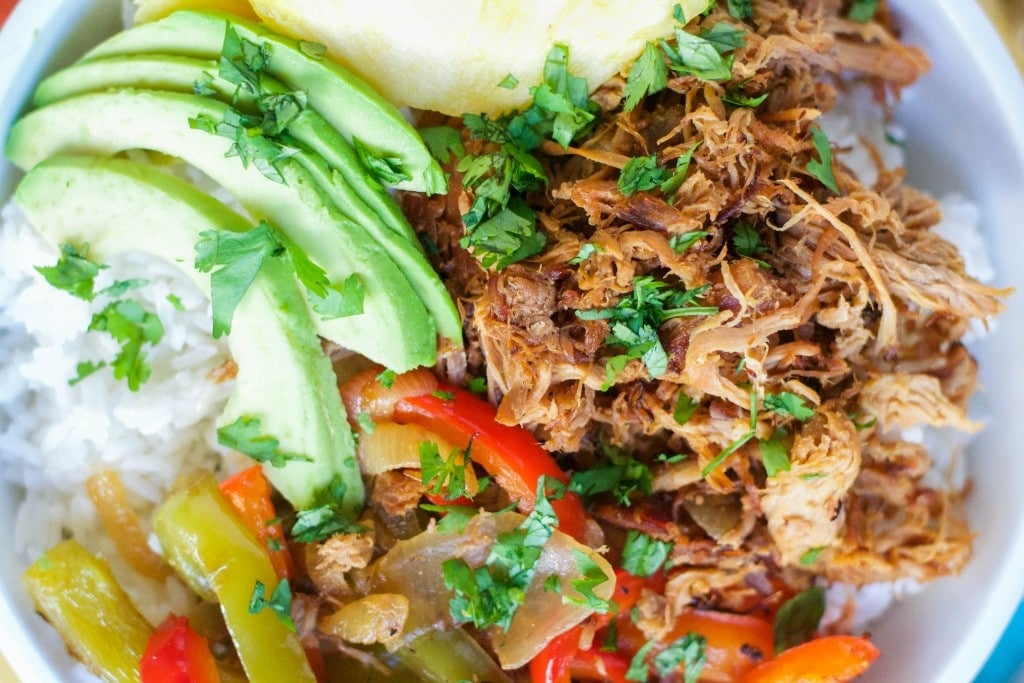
[140,615,221,683]
[22,540,153,683]
[667,608,775,681]
[530,570,665,683]
[393,385,588,542]
[740,635,879,683]
[570,648,631,683]
[155,471,316,683]
[219,466,294,580]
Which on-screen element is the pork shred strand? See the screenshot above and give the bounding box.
[400,0,1010,604]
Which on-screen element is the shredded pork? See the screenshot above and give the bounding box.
[402,0,1010,618]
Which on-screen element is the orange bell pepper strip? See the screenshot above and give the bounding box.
[394,386,588,542]
[140,615,220,683]
[741,635,880,683]
[667,608,775,682]
[219,465,294,579]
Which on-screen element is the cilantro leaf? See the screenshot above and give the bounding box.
[419,126,465,165]
[189,109,294,184]
[497,73,519,90]
[291,505,367,542]
[88,300,164,391]
[701,390,759,477]
[669,231,709,252]
[773,586,825,655]
[569,443,652,506]
[420,504,479,534]
[529,44,598,148]
[659,142,702,200]
[419,440,471,501]
[219,26,269,97]
[376,369,397,389]
[674,392,700,425]
[355,411,376,434]
[758,428,791,478]
[248,579,296,631]
[619,155,671,197]
[96,278,148,299]
[800,546,824,565]
[467,376,487,394]
[69,361,107,386]
[807,125,840,194]
[727,0,753,20]
[673,0,714,23]
[700,23,747,54]
[663,29,735,82]
[443,478,560,631]
[195,224,284,338]
[732,222,765,258]
[848,0,878,23]
[35,242,105,301]
[764,392,815,421]
[562,549,613,612]
[460,196,547,270]
[569,242,602,265]
[353,137,412,185]
[723,87,768,108]
[624,41,669,112]
[654,633,707,682]
[297,40,326,60]
[626,640,659,681]
[217,415,312,468]
[621,530,673,577]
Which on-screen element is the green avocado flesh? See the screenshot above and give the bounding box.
[82,9,447,195]
[14,156,362,513]
[30,54,463,348]
[6,89,438,371]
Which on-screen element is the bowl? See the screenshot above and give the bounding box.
[1,1,1022,681]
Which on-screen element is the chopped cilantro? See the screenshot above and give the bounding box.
[723,87,768,108]
[562,549,613,612]
[35,242,105,301]
[569,442,652,506]
[569,242,602,265]
[577,276,717,386]
[291,504,367,543]
[498,73,520,89]
[248,579,296,631]
[621,530,673,577]
[807,125,840,194]
[662,24,736,82]
[627,632,707,682]
[624,41,669,112]
[219,26,269,98]
[702,390,758,477]
[69,361,107,386]
[773,586,825,654]
[700,23,748,54]
[166,293,185,311]
[659,141,702,200]
[353,137,412,185]
[376,368,397,389]
[297,40,326,60]
[800,546,825,565]
[799,472,825,480]
[847,0,877,23]
[764,392,815,421]
[431,390,455,401]
[669,231,709,252]
[419,440,471,501]
[442,478,561,631]
[759,428,791,477]
[88,300,164,391]
[419,126,465,165]
[732,222,766,260]
[467,376,488,395]
[673,392,700,425]
[355,411,376,434]
[420,504,479,534]
[217,415,312,468]
[727,0,753,19]
[189,109,295,184]
[619,155,671,197]
[544,574,562,593]
[96,278,147,299]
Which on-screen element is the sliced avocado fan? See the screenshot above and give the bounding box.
[81,9,448,196]
[29,53,463,348]
[15,155,362,514]
[7,89,438,372]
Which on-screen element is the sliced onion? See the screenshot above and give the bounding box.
[357,422,457,475]
[365,511,615,668]
[86,469,171,581]
[340,367,439,423]
[319,593,409,646]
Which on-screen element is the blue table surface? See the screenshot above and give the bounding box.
[977,600,1024,682]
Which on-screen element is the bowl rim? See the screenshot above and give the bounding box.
[0,1,1022,681]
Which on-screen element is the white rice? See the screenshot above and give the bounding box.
[0,201,233,624]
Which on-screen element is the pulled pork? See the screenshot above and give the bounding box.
[402,0,1010,617]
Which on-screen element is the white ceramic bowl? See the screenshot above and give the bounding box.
[1,1,1022,681]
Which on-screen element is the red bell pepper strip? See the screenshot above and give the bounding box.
[741,635,879,683]
[570,648,631,683]
[140,615,220,683]
[530,570,665,683]
[394,386,588,542]
[219,466,294,580]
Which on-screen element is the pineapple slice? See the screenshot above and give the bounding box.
[133,0,258,23]
[248,0,711,116]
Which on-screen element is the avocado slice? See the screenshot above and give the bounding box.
[7,89,438,371]
[82,10,447,196]
[14,155,363,513]
[30,54,463,347]
[32,54,421,247]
